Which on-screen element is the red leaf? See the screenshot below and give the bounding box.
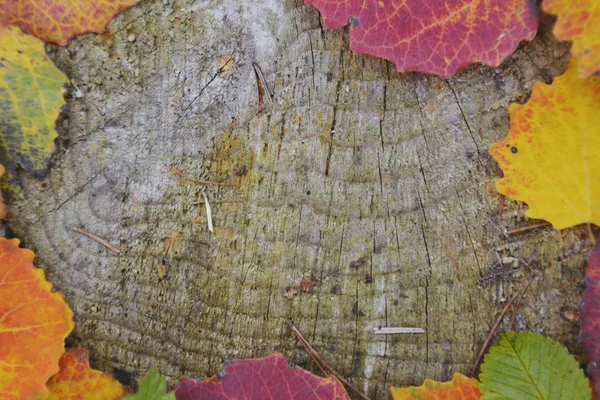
[304,0,538,78]
[174,352,350,400]
[581,237,600,394]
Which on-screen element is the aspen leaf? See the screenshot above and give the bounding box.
[390,373,481,399]
[304,0,538,78]
[480,332,590,399]
[123,367,175,400]
[46,348,128,400]
[489,58,600,229]
[0,0,142,45]
[0,165,6,222]
[0,237,74,400]
[543,0,600,78]
[581,238,600,394]
[0,25,68,195]
[174,352,350,400]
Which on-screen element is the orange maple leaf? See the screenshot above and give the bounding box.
[46,348,128,400]
[0,237,74,399]
[543,0,600,78]
[390,373,481,400]
[0,0,142,45]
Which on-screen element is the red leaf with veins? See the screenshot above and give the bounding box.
[304,0,538,78]
[581,237,600,394]
[174,352,350,400]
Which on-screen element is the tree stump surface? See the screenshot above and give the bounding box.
[7,0,588,397]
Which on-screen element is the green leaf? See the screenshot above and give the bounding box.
[480,331,591,400]
[122,367,175,400]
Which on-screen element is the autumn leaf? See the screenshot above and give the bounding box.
[123,367,175,400]
[390,373,481,400]
[543,0,600,78]
[174,352,351,400]
[0,237,74,400]
[0,25,68,196]
[0,164,6,222]
[303,0,538,78]
[0,0,142,45]
[489,57,600,229]
[46,348,128,400]
[581,237,600,394]
[480,331,590,399]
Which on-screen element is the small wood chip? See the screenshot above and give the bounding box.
[203,192,214,233]
[373,327,425,334]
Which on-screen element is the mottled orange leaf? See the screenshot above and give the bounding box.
[46,348,128,400]
[390,373,481,400]
[0,237,74,400]
[543,0,600,78]
[0,0,142,45]
[489,57,600,229]
[175,352,350,400]
[304,0,538,78]
[0,165,6,222]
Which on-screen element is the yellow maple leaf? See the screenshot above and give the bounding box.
[489,57,600,229]
[390,373,481,399]
[543,0,600,78]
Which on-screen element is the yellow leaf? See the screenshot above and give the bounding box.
[543,0,600,78]
[390,373,481,399]
[0,25,68,195]
[489,58,600,229]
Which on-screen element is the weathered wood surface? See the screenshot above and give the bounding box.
[7,0,588,397]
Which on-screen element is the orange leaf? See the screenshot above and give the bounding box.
[390,373,481,400]
[489,57,600,229]
[0,237,74,400]
[0,0,142,45]
[0,165,6,222]
[543,0,600,78]
[46,348,128,400]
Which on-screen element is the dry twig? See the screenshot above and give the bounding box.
[472,281,529,375]
[505,222,551,236]
[289,321,370,400]
[73,227,120,254]
[508,280,531,330]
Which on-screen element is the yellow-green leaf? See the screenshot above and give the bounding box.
[489,57,600,229]
[0,25,67,195]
